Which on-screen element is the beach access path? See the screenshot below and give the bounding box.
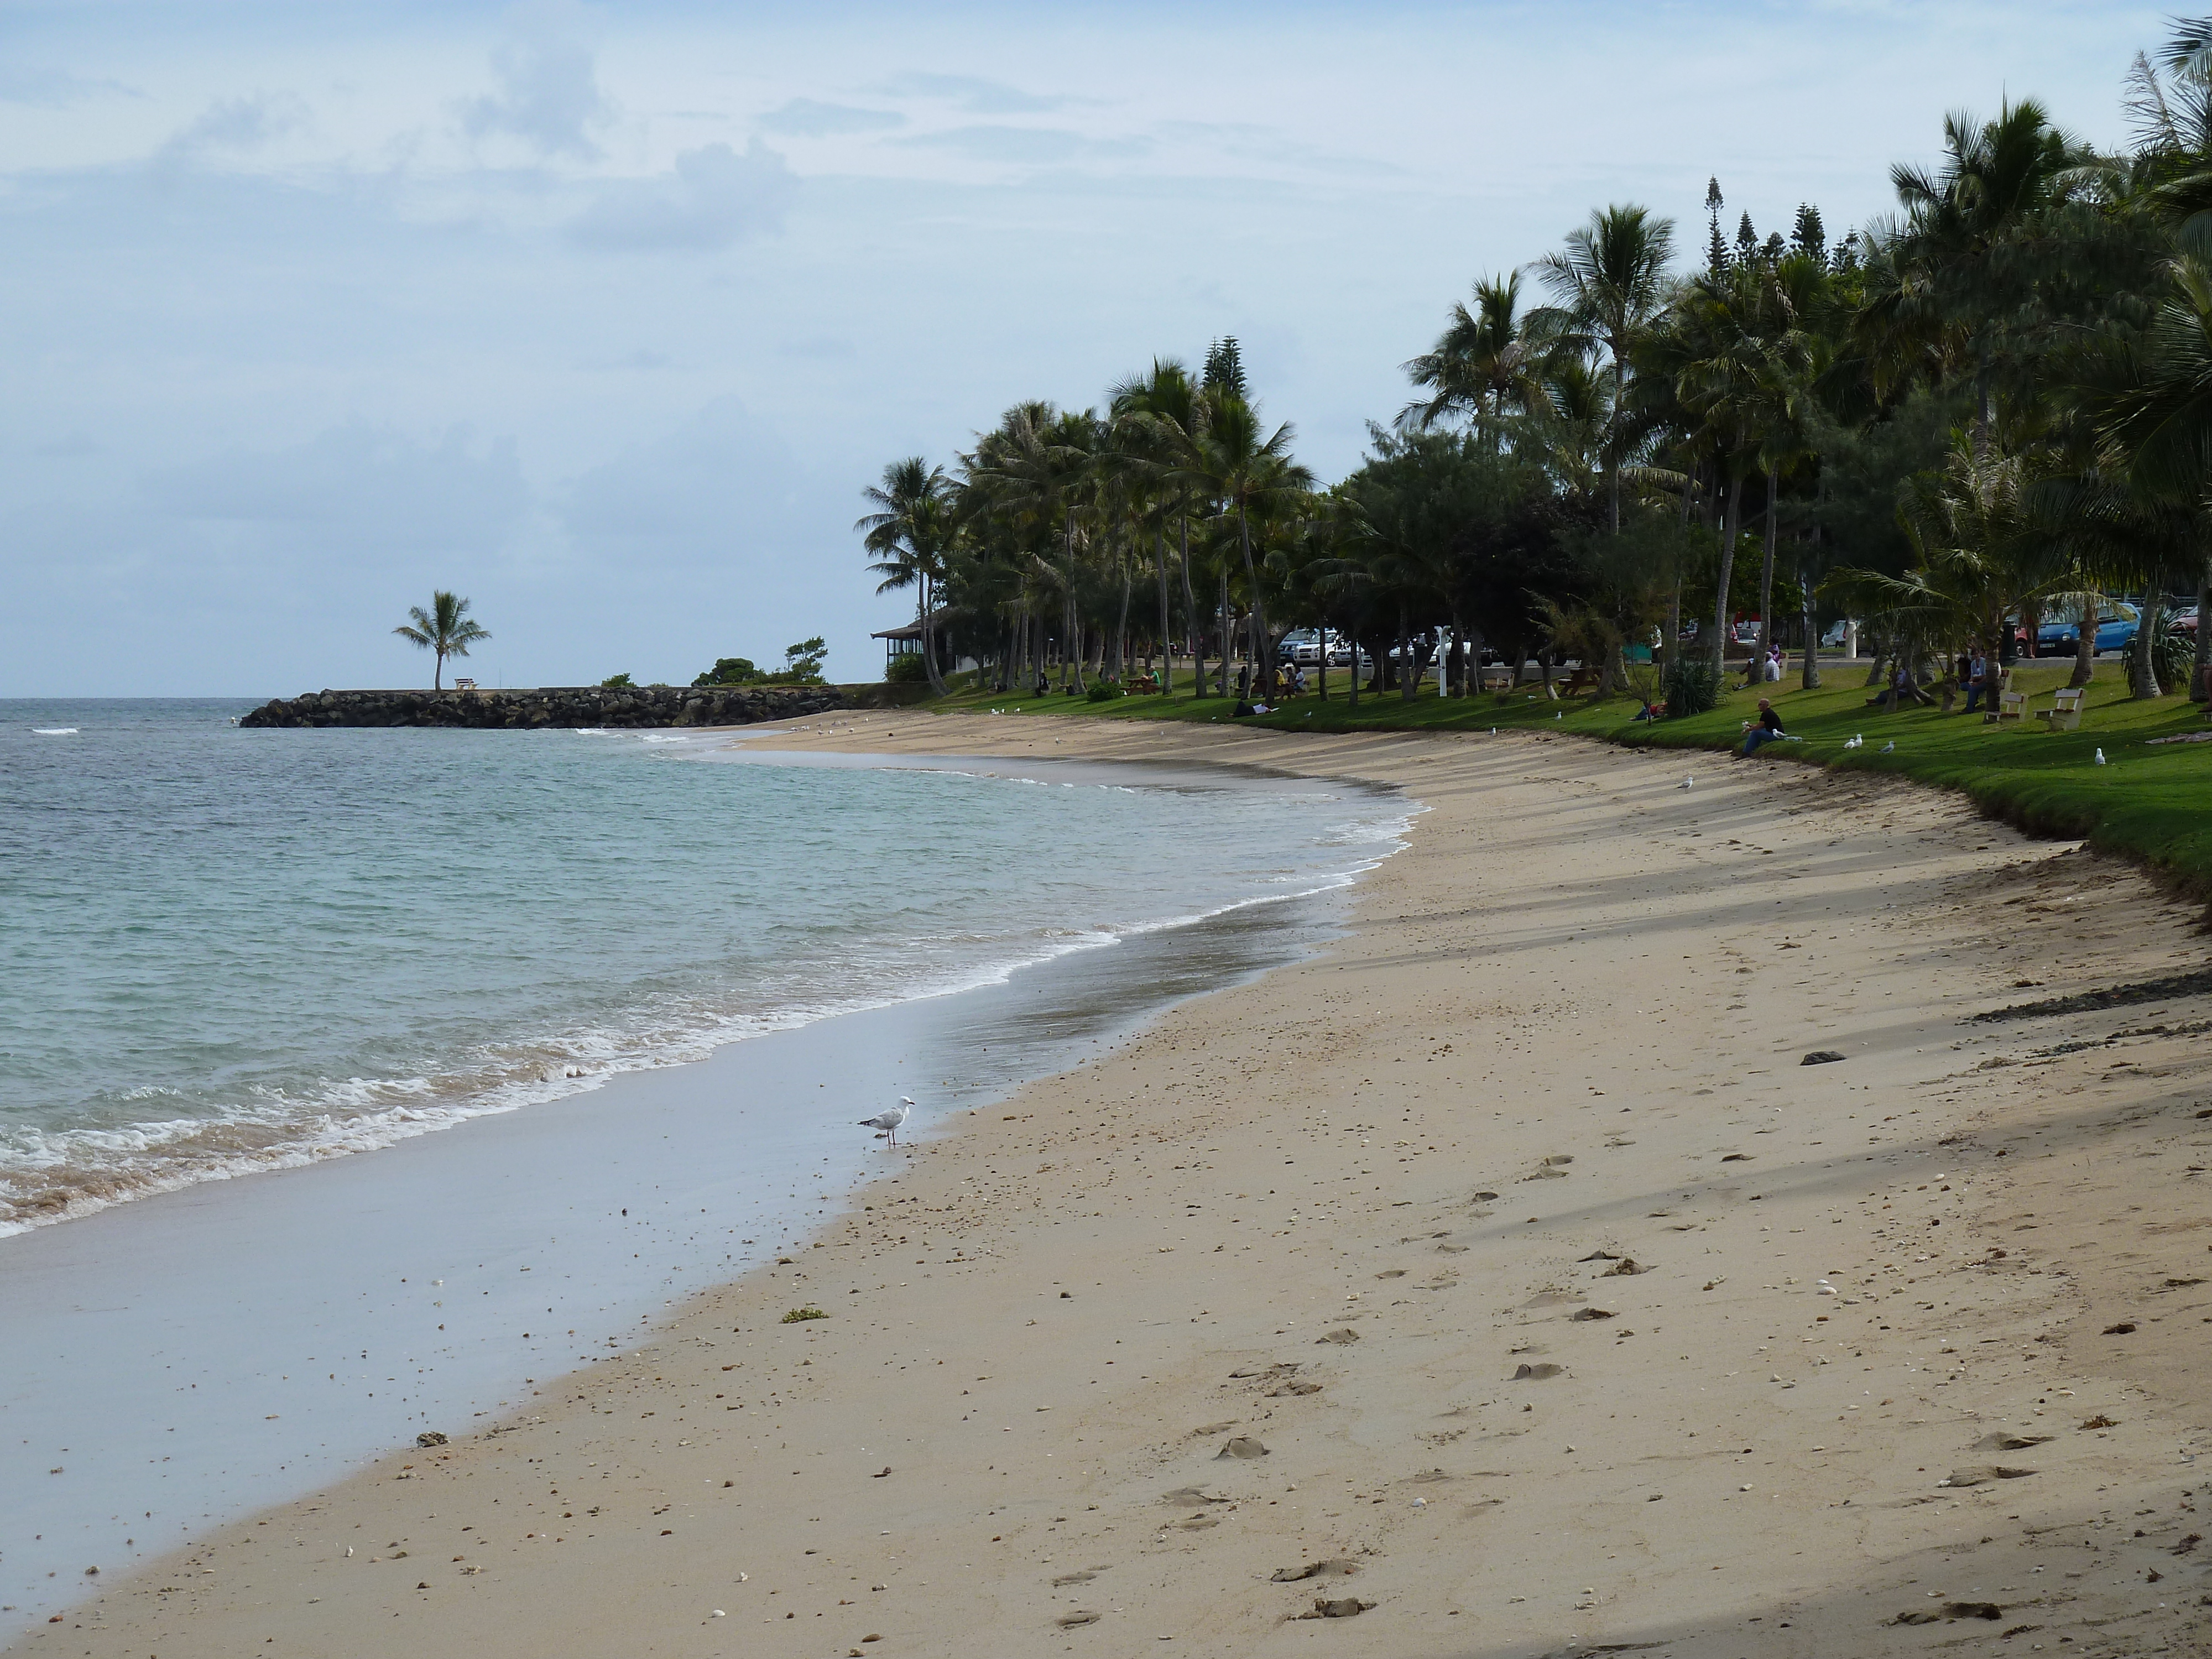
[20,717,2212,1658]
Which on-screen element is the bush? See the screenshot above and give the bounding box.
[1662,655,1721,718]
[1086,681,1124,702]
[600,672,634,688]
[693,658,764,687]
[2154,620,2194,691]
[885,653,930,685]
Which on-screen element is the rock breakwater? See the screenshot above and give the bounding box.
[239,685,848,729]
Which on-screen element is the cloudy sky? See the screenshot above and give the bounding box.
[0,1,2168,695]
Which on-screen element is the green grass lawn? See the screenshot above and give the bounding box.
[926,661,2212,896]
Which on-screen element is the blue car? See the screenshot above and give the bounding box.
[2037,603,2140,655]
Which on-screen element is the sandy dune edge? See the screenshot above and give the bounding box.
[20,717,2212,1658]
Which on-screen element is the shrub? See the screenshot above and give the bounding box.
[600,672,634,688]
[2154,619,2194,691]
[693,658,764,687]
[1662,655,1721,718]
[780,1306,826,1323]
[1086,681,1124,702]
[885,653,930,685]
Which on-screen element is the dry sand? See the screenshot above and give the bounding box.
[19,716,2212,1658]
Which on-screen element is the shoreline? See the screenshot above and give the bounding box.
[18,714,2212,1657]
[0,744,1386,1636]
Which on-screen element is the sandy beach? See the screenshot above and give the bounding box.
[19,714,2212,1658]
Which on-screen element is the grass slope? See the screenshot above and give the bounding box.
[928,661,2212,896]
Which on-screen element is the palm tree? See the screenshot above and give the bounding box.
[1109,359,1206,693]
[1859,99,2095,461]
[1185,393,1314,692]
[1533,205,1678,531]
[1667,261,1814,673]
[1830,439,2070,691]
[393,591,489,690]
[1399,272,1552,443]
[857,458,954,696]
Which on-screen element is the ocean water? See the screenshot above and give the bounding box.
[1,699,1406,1237]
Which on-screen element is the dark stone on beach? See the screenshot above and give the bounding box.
[1512,1362,1564,1380]
[416,1431,448,1448]
[1299,1597,1374,1619]
[238,685,850,731]
[1801,1050,1846,1065]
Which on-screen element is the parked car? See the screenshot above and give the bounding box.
[1279,628,1359,667]
[1819,619,1853,649]
[2037,602,2140,655]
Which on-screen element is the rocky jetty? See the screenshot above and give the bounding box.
[238,685,848,729]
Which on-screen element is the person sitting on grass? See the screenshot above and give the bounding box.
[1739,697,1796,756]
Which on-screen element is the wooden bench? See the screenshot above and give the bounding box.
[1479,666,1515,693]
[2036,686,2085,730]
[1562,666,1601,695]
[1985,672,2025,723]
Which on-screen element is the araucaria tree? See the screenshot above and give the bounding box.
[393,592,490,691]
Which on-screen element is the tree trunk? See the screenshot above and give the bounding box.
[1398,608,1414,701]
[1218,568,1233,698]
[1755,469,1778,672]
[2193,559,2212,702]
[1348,625,1360,707]
[1112,555,1133,681]
[434,650,445,691]
[1798,546,1821,689]
[1236,504,1274,690]
[1154,530,1172,695]
[1708,466,1746,674]
[2069,593,2098,691]
[919,573,949,697]
[2128,592,2165,700]
[1178,517,1199,697]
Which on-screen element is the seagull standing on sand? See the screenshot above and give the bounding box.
[859,1098,915,1147]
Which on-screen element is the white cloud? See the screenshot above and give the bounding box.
[878,72,1069,115]
[460,13,609,160]
[567,140,796,252]
[759,98,902,137]
[158,93,309,160]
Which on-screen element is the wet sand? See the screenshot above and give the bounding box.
[18,716,2212,1657]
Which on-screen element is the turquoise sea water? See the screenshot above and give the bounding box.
[1,699,1404,1235]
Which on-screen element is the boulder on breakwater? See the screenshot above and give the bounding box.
[238,685,848,729]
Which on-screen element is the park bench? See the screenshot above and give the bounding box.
[1987,673,2025,723]
[2036,686,2085,731]
[1562,666,1601,695]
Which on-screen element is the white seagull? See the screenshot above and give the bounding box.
[1880,740,1895,754]
[2094,748,2108,766]
[1843,733,1863,749]
[859,1098,915,1147]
